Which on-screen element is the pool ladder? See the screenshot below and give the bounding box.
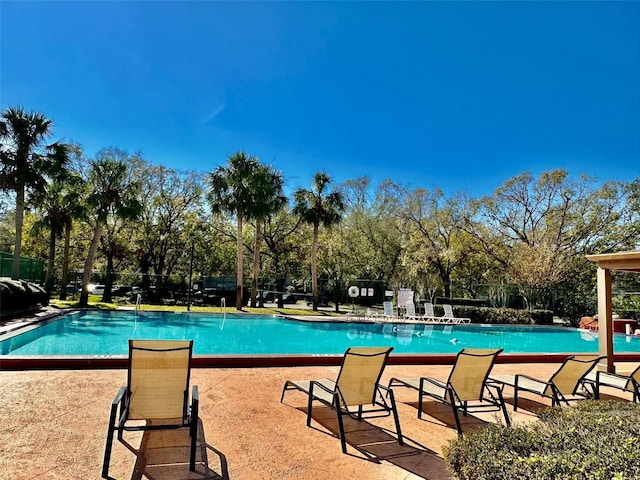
[135,294,141,312]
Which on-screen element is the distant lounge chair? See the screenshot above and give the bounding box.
[404,301,422,320]
[423,302,445,323]
[102,340,198,479]
[378,301,397,321]
[490,355,601,411]
[585,365,640,402]
[442,304,471,324]
[280,346,403,453]
[389,348,509,434]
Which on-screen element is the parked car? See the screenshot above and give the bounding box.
[305,293,329,307]
[88,284,105,295]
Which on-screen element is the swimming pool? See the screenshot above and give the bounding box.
[2,309,640,357]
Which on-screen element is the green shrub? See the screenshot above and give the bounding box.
[444,400,640,480]
[435,297,490,308]
[443,305,553,325]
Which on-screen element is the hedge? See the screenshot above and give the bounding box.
[425,304,553,325]
[444,400,640,480]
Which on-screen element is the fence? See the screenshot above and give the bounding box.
[0,252,44,282]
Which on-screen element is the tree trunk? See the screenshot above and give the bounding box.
[59,221,72,300]
[236,213,244,310]
[103,252,114,303]
[44,227,56,293]
[79,223,104,307]
[250,218,263,308]
[11,183,25,280]
[311,226,319,311]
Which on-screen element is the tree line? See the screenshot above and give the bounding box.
[1,106,639,318]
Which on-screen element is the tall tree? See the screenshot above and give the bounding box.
[207,151,260,310]
[134,162,203,302]
[248,164,286,307]
[78,149,142,306]
[29,143,83,293]
[293,171,345,311]
[0,106,60,279]
[402,188,472,299]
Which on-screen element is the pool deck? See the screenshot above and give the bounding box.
[1,361,638,480]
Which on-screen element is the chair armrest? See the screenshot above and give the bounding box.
[112,386,127,405]
[310,380,336,395]
[420,377,446,389]
[515,373,548,386]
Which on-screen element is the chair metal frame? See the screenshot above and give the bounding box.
[389,348,510,434]
[491,355,602,411]
[281,346,404,453]
[102,339,198,479]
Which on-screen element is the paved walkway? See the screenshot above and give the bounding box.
[6,361,633,480]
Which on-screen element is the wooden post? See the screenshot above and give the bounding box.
[596,267,614,373]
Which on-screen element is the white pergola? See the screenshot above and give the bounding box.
[586,250,640,372]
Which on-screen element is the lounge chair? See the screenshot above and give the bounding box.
[389,348,509,434]
[102,340,198,479]
[404,301,422,320]
[442,304,471,324]
[489,355,601,411]
[423,302,445,323]
[585,365,640,402]
[280,346,403,453]
[375,301,397,321]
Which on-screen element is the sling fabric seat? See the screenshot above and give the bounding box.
[490,355,601,411]
[102,339,198,479]
[585,365,640,402]
[389,348,509,434]
[280,346,403,453]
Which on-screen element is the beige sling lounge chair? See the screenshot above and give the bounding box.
[280,346,403,453]
[585,364,640,402]
[490,355,601,411]
[389,348,509,434]
[102,340,198,479]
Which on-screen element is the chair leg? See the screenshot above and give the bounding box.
[448,388,463,435]
[306,385,315,427]
[513,377,519,411]
[102,404,119,478]
[387,388,404,445]
[334,392,348,454]
[189,386,199,472]
[496,387,511,427]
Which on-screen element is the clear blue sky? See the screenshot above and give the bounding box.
[2,1,639,197]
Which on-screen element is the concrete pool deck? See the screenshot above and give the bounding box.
[1,361,638,480]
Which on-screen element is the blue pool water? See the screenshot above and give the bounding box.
[1,310,639,356]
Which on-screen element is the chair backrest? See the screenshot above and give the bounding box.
[550,355,600,395]
[447,348,502,402]
[336,347,393,406]
[383,301,394,317]
[405,301,416,317]
[424,302,436,317]
[443,304,455,318]
[127,339,193,420]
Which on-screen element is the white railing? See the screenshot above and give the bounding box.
[135,294,141,312]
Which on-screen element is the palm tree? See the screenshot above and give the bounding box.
[0,106,56,279]
[29,143,79,292]
[207,151,260,310]
[293,171,345,311]
[78,150,142,307]
[248,165,286,307]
